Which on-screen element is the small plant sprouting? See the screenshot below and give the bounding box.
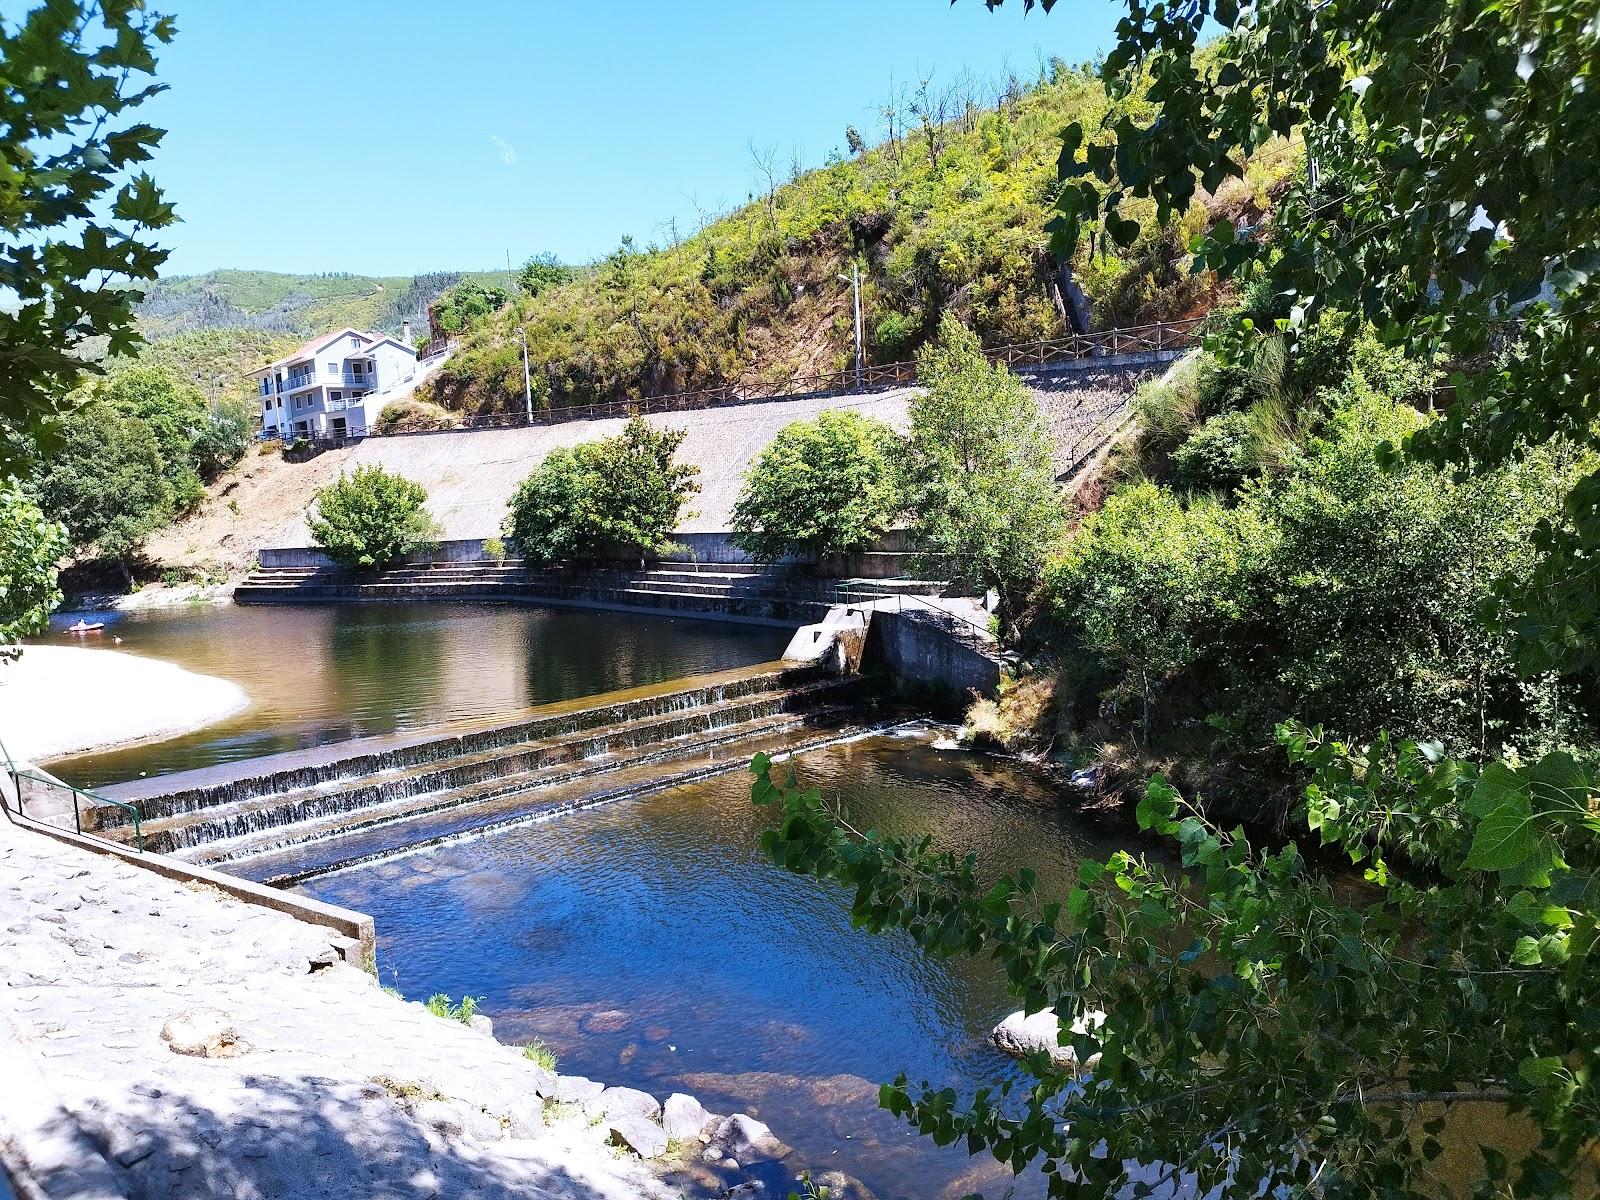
[522,1040,557,1071]
[424,993,484,1024]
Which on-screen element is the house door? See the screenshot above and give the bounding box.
[331,417,348,438]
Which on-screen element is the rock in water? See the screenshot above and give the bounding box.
[706,1113,791,1163]
[581,1008,632,1034]
[988,1007,1105,1072]
[608,1114,669,1159]
[160,1008,245,1058]
[661,1092,715,1141]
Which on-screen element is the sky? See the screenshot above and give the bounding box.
[143,0,1126,277]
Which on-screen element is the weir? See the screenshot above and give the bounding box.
[87,661,877,883]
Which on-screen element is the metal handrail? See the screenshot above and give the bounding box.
[0,733,144,851]
[885,591,998,653]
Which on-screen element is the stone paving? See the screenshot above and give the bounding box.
[0,814,710,1200]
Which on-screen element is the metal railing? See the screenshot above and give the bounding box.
[0,734,144,851]
[877,591,999,655]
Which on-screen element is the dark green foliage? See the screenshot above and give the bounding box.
[0,1,178,473]
[730,411,900,561]
[99,366,207,509]
[502,417,700,565]
[901,316,1064,621]
[517,253,574,298]
[37,403,172,568]
[431,280,509,336]
[751,726,1600,1199]
[0,483,66,644]
[308,465,436,570]
[1171,409,1254,492]
[190,397,257,482]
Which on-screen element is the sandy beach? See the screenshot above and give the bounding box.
[0,645,248,764]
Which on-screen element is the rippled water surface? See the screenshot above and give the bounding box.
[306,732,1135,1200]
[45,602,789,787]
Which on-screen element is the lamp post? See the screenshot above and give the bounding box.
[837,262,863,391]
[518,326,534,423]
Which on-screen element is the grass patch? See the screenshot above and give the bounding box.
[522,1040,558,1071]
[425,993,483,1024]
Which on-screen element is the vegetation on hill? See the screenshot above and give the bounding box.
[136,268,516,341]
[426,60,1294,417]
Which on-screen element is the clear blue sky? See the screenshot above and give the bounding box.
[146,0,1124,277]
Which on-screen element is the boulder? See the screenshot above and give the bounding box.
[160,1008,246,1058]
[706,1113,790,1164]
[597,1085,661,1123]
[988,1007,1105,1072]
[505,1096,545,1139]
[468,1013,495,1039]
[816,1170,876,1200]
[547,1074,603,1106]
[608,1114,669,1159]
[412,1099,465,1140]
[661,1092,715,1141]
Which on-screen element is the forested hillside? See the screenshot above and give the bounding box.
[136,268,515,340]
[426,59,1295,416]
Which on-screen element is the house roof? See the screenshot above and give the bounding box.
[252,328,375,375]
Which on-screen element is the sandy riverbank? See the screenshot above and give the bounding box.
[0,645,248,763]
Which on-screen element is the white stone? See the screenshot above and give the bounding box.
[548,1074,604,1106]
[989,1007,1106,1072]
[596,1086,660,1123]
[661,1092,714,1141]
[707,1113,787,1163]
[607,1114,668,1159]
[160,1008,245,1059]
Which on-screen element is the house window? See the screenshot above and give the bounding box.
[326,362,337,375]
[331,391,342,401]
[352,361,364,376]
[350,336,361,348]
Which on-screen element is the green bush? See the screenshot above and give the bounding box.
[873,311,918,359]
[503,417,699,565]
[190,396,257,481]
[0,484,66,644]
[308,465,437,570]
[730,411,901,561]
[1172,409,1256,492]
[482,535,506,563]
[374,398,458,434]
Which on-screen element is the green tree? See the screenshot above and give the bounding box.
[37,403,172,581]
[190,396,257,481]
[0,483,66,647]
[730,411,901,561]
[901,315,1064,622]
[503,417,699,565]
[308,465,436,570]
[431,280,509,335]
[98,366,208,508]
[517,253,573,298]
[0,2,178,472]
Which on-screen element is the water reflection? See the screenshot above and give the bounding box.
[306,733,1137,1200]
[44,602,789,787]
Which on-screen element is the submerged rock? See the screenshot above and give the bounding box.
[706,1113,791,1164]
[581,1008,632,1034]
[989,1007,1105,1072]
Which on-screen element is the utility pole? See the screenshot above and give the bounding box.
[518,325,534,423]
[837,262,863,390]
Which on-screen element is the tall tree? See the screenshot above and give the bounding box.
[0,1,178,471]
[0,483,66,649]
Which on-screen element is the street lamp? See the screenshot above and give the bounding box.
[837,262,863,391]
[518,325,534,423]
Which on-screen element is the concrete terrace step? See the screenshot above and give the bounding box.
[177,703,859,872]
[228,707,881,886]
[113,676,863,855]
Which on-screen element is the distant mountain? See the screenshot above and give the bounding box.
[136,269,516,341]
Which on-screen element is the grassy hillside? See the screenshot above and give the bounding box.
[427,61,1295,416]
[137,268,516,340]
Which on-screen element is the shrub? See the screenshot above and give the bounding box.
[308,465,436,570]
[190,396,257,481]
[1172,409,1256,492]
[482,535,506,563]
[901,315,1065,621]
[730,411,901,561]
[0,483,66,645]
[873,311,918,359]
[502,417,699,565]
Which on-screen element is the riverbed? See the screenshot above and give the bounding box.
[304,730,1129,1200]
[42,602,790,788]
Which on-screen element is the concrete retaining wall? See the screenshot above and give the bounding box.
[862,609,1003,700]
[260,530,919,579]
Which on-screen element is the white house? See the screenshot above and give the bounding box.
[251,325,421,440]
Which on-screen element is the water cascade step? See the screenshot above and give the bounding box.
[233,561,946,624]
[87,662,878,883]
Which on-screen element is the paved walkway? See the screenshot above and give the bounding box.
[0,813,684,1200]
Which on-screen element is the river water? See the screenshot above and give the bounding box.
[304,729,1131,1200]
[44,602,790,787]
